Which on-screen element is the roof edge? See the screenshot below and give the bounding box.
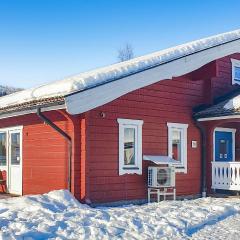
[66,35,240,98]
[65,38,240,115]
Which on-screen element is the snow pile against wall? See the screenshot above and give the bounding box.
[0,29,240,111]
[1,190,240,239]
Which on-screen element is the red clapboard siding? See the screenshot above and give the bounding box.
[86,54,240,203]
[0,111,76,196]
[0,53,240,203]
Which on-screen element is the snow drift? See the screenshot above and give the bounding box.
[1,190,240,239]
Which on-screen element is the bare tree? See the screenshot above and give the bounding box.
[118,43,134,62]
[0,85,23,97]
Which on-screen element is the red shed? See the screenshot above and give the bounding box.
[1,30,240,204]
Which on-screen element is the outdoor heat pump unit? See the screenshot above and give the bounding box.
[148,166,175,188]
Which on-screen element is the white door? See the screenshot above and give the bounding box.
[8,130,22,195]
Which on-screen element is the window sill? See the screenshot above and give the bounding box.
[175,166,187,174]
[122,167,139,170]
[119,167,142,175]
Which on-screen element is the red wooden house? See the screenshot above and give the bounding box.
[1,30,240,204]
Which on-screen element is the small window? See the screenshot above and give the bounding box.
[167,123,188,173]
[118,118,143,175]
[0,132,7,166]
[231,59,240,85]
[219,139,228,157]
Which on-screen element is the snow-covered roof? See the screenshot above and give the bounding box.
[195,90,240,120]
[1,29,240,116]
[224,95,240,110]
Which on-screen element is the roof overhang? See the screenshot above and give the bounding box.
[65,38,240,115]
[0,103,65,120]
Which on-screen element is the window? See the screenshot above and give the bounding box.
[118,118,143,175]
[11,132,21,165]
[231,59,240,85]
[0,132,7,166]
[167,123,188,173]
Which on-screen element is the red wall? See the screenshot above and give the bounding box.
[85,53,240,203]
[0,111,75,195]
[86,78,204,203]
[0,53,240,203]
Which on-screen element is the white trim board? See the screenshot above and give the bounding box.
[213,127,236,162]
[197,115,240,121]
[65,39,240,115]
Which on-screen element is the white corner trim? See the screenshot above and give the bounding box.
[167,122,188,173]
[118,118,143,175]
[213,127,236,162]
[66,39,240,115]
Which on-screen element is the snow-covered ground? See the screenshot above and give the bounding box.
[0,190,240,240]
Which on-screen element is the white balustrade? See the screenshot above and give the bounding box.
[212,161,240,191]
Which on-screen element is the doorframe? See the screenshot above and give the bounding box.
[0,126,23,195]
[213,127,236,162]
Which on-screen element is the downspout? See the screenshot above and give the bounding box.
[37,108,72,192]
[195,120,207,197]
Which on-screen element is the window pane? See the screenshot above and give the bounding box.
[124,128,135,165]
[235,66,240,80]
[0,133,6,166]
[172,129,181,162]
[11,133,20,165]
[219,139,228,155]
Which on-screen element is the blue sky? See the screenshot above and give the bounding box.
[0,0,240,88]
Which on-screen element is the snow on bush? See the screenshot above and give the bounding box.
[0,190,240,239]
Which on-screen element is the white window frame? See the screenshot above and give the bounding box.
[0,126,23,194]
[167,123,188,173]
[0,130,8,170]
[118,118,143,175]
[231,59,240,85]
[0,126,23,172]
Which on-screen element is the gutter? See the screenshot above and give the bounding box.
[37,108,72,192]
[195,120,207,197]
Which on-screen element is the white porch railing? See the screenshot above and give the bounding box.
[212,161,240,191]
